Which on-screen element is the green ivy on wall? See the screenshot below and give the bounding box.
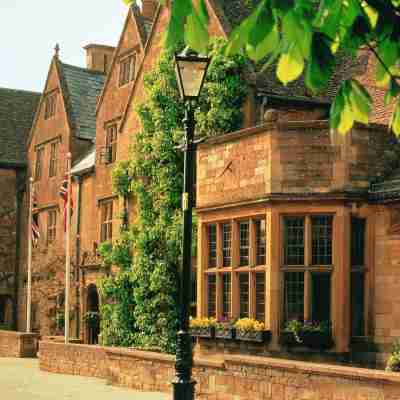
[98,38,248,353]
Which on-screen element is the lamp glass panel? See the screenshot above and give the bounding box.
[176,59,208,98]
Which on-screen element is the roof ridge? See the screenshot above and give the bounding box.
[0,86,41,96]
[59,61,106,76]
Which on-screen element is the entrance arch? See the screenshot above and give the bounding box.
[85,284,100,344]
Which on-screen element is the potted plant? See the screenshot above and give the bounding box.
[280,320,333,350]
[386,340,400,372]
[215,319,236,340]
[234,318,270,343]
[189,317,216,338]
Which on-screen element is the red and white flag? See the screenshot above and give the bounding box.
[59,174,73,231]
[31,187,40,246]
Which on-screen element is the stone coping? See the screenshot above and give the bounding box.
[225,354,400,384]
[40,340,400,384]
[0,330,38,338]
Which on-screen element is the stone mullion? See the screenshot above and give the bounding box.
[249,220,256,318]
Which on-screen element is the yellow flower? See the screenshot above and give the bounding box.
[234,318,265,332]
[189,317,217,329]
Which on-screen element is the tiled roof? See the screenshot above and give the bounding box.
[0,87,40,165]
[58,61,105,141]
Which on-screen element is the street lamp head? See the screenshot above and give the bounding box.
[174,47,211,102]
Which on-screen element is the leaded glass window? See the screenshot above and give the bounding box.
[207,274,216,318]
[284,217,305,265]
[239,221,250,266]
[256,272,265,321]
[208,224,217,268]
[284,271,304,321]
[222,273,231,319]
[311,216,333,265]
[222,223,232,267]
[255,219,266,265]
[239,273,249,317]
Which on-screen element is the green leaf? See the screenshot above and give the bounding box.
[246,25,279,62]
[185,9,209,54]
[277,44,305,85]
[384,78,400,106]
[390,100,400,137]
[198,0,209,26]
[376,38,398,88]
[166,0,193,49]
[123,0,135,5]
[249,1,273,48]
[348,80,372,124]
[361,1,378,28]
[305,33,335,94]
[282,10,312,59]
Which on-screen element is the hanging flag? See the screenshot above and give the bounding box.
[59,174,73,232]
[31,187,40,247]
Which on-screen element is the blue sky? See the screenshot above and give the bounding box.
[0,1,131,93]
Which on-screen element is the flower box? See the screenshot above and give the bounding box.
[190,326,215,338]
[215,326,236,340]
[236,330,271,343]
[279,331,333,350]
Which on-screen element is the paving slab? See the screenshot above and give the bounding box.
[0,358,170,400]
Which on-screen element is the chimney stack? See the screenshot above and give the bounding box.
[83,44,116,74]
[141,0,158,20]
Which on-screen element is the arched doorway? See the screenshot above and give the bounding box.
[85,284,100,344]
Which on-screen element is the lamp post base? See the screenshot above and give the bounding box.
[172,379,196,400]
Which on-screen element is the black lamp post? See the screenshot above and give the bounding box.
[173,48,210,400]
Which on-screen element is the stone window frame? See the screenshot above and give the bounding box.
[35,146,45,181]
[280,213,334,324]
[44,92,57,120]
[46,208,57,245]
[48,140,59,178]
[205,216,267,323]
[119,52,136,87]
[99,199,113,243]
[105,124,118,164]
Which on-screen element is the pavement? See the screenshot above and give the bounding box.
[0,358,170,400]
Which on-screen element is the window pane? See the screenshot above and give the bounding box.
[255,272,265,321]
[255,219,266,265]
[239,221,250,266]
[222,223,232,267]
[284,217,305,265]
[284,271,304,321]
[351,272,365,336]
[312,215,333,265]
[207,274,216,318]
[208,224,217,268]
[239,273,249,318]
[311,273,331,323]
[222,273,231,319]
[351,217,366,267]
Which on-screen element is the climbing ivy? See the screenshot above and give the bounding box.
[98,38,248,353]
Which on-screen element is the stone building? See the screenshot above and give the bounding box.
[0,87,40,329]
[3,0,400,367]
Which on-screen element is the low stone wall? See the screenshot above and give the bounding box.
[39,341,107,378]
[0,330,39,357]
[39,340,400,399]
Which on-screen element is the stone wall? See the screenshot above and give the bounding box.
[39,341,400,399]
[0,330,38,357]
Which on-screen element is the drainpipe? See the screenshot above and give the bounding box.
[13,169,25,331]
[74,175,82,339]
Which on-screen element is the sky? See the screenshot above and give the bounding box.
[0,1,133,93]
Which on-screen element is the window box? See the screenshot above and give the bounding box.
[190,326,215,339]
[236,329,271,343]
[301,331,334,350]
[215,326,235,340]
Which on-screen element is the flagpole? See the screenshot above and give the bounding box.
[26,177,34,333]
[65,153,72,344]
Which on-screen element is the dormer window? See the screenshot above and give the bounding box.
[35,147,44,181]
[49,141,58,178]
[119,54,135,87]
[44,93,57,119]
[105,124,117,164]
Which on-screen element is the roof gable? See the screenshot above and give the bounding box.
[0,88,40,165]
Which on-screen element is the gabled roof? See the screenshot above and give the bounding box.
[0,87,40,166]
[58,61,105,141]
